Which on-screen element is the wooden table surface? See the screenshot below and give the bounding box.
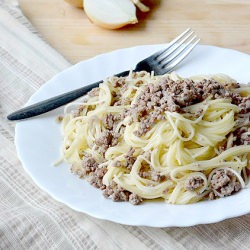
[19,0,250,64]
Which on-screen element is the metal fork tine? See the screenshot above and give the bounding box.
[158,31,195,63]
[155,28,192,59]
[163,38,200,73]
[160,34,198,66]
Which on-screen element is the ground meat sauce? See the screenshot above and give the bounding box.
[185,176,204,192]
[233,127,250,146]
[208,169,242,199]
[239,96,250,114]
[113,147,136,170]
[95,130,120,156]
[70,74,249,205]
[103,181,142,205]
[125,77,243,136]
[185,170,242,200]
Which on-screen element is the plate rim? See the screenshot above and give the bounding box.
[15,44,250,227]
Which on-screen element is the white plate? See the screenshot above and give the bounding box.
[15,44,250,227]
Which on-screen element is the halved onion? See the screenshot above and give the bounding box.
[84,0,138,29]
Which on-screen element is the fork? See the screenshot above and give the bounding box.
[7,28,200,121]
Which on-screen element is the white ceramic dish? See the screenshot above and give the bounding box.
[15,44,250,227]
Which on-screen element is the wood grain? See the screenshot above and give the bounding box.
[19,0,250,63]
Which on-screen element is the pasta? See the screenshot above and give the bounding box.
[59,71,250,205]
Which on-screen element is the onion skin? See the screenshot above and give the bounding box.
[64,0,83,9]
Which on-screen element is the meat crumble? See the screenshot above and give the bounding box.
[233,127,250,146]
[208,169,242,199]
[184,176,204,192]
[95,130,120,156]
[112,147,136,170]
[103,181,142,205]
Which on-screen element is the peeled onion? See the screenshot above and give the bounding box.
[84,0,138,29]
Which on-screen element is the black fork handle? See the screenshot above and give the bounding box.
[7,70,130,121]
